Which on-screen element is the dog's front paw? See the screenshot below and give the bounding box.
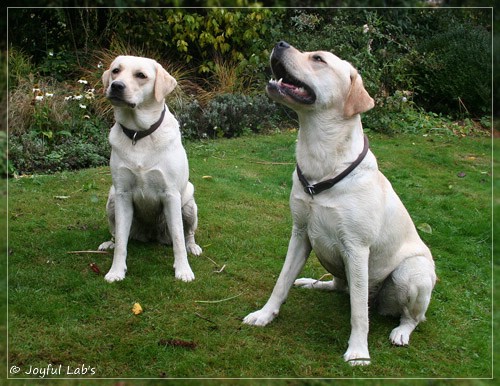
[104,268,126,283]
[343,347,371,366]
[98,240,115,251]
[243,309,276,327]
[186,242,202,256]
[175,266,195,282]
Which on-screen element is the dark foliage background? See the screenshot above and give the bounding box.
[3,2,494,175]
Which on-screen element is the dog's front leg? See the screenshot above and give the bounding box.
[243,225,311,326]
[343,247,371,366]
[105,191,133,282]
[163,191,195,282]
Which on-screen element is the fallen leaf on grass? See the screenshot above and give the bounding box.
[132,303,143,315]
[202,175,213,180]
[89,262,101,274]
[417,223,433,234]
[54,195,70,200]
[158,339,197,350]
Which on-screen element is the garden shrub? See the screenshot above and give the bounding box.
[9,133,109,174]
[174,93,288,139]
[7,69,112,175]
[412,23,491,117]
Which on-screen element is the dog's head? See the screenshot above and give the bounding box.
[267,41,374,118]
[102,56,177,109]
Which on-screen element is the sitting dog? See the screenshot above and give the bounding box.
[99,55,202,283]
[244,42,436,366]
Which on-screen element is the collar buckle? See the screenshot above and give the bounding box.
[305,185,315,199]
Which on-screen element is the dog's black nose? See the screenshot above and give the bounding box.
[111,81,126,92]
[276,41,291,50]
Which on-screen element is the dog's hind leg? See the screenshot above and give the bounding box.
[181,182,202,256]
[377,255,436,346]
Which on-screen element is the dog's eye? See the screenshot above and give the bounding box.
[136,72,147,79]
[111,68,120,74]
[312,55,325,63]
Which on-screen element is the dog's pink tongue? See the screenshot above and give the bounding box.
[280,81,307,97]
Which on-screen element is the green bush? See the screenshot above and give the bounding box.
[278,8,491,118]
[412,23,491,117]
[9,131,109,175]
[174,93,288,139]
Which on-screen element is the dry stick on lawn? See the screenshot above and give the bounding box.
[67,250,110,254]
[203,253,226,273]
[194,293,243,304]
[250,161,294,165]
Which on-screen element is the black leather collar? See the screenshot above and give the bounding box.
[297,135,370,198]
[120,106,166,145]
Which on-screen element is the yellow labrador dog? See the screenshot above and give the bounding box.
[99,56,202,283]
[243,42,436,366]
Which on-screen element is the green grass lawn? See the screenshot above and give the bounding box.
[6,131,493,381]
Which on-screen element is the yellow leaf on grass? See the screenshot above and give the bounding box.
[132,303,143,315]
[417,223,433,234]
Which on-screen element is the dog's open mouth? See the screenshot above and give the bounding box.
[267,57,316,105]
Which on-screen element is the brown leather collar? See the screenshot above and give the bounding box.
[297,135,369,198]
[120,106,166,145]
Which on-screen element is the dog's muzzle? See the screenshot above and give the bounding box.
[267,41,316,105]
[107,81,136,108]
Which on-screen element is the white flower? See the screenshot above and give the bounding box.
[32,88,41,93]
[45,92,54,98]
[402,97,408,103]
[78,79,88,85]
[73,95,83,100]
[97,62,103,69]
[79,104,87,109]
[363,24,370,34]
[64,96,72,101]
[48,50,54,57]
[35,95,44,101]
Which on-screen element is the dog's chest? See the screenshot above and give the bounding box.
[306,206,347,280]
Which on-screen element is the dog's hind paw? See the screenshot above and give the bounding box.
[186,243,202,256]
[389,326,411,346]
[98,241,115,251]
[294,278,336,291]
[294,278,318,288]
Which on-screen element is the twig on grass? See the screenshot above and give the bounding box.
[194,292,243,304]
[314,273,333,283]
[194,312,217,325]
[250,161,294,165]
[203,254,226,273]
[67,250,110,254]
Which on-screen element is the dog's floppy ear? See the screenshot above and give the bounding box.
[343,68,374,118]
[154,63,177,102]
[101,68,111,93]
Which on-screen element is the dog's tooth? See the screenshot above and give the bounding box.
[278,78,283,85]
